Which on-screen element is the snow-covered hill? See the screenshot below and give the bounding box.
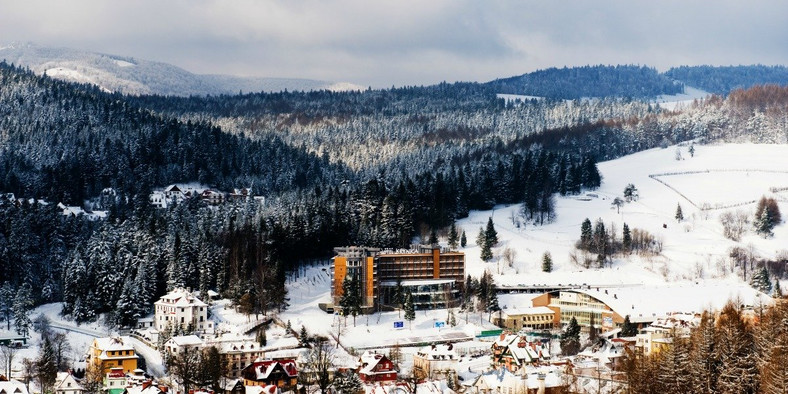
[0,43,365,96]
[457,143,788,290]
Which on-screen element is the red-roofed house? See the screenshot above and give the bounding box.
[241,360,297,391]
[357,352,397,384]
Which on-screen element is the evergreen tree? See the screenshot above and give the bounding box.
[560,317,581,356]
[657,334,692,393]
[460,230,467,248]
[623,184,639,202]
[333,370,363,394]
[480,239,493,262]
[485,217,499,247]
[0,283,14,330]
[428,229,438,245]
[393,279,405,317]
[447,223,459,250]
[622,223,632,253]
[475,227,486,248]
[339,274,361,326]
[755,196,781,236]
[541,251,553,272]
[36,336,58,394]
[774,280,783,298]
[675,203,684,222]
[750,266,772,294]
[621,315,638,337]
[403,291,415,328]
[487,290,500,321]
[13,284,33,337]
[580,218,592,249]
[299,326,310,347]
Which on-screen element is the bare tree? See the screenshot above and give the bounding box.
[299,336,336,394]
[0,345,18,378]
[51,332,72,371]
[502,247,517,268]
[167,347,202,394]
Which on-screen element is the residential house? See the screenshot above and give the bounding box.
[104,368,127,394]
[124,380,169,394]
[88,337,138,374]
[469,366,567,394]
[163,335,204,357]
[356,352,397,384]
[241,360,297,391]
[243,386,279,394]
[0,380,28,394]
[221,380,244,394]
[412,344,458,383]
[490,334,550,372]
[55,372,84,394]
[154,288,213,335]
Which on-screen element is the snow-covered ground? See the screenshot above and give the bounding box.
[653,86,710,111]
[457,143,788,289]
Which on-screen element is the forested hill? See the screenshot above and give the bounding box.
[486,65,683,99]
[0,62,343,204]
[665,65,788,95]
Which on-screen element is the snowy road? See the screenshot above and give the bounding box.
[50,322,109,337]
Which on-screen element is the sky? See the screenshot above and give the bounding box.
[1,0,787,88]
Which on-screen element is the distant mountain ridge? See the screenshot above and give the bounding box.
[0,42,366,96]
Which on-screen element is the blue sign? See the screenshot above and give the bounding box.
[394,321,404,329]
[434,321,445,328]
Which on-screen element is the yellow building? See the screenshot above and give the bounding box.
[87,337,138,374]
[491,307,555,331]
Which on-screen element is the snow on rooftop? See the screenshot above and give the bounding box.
[576,282,771,321]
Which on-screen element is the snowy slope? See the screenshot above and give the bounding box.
[0,43,364,96]
[456,143,788,290]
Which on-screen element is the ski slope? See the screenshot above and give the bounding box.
[457,143,788,288]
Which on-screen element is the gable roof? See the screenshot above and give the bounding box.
[358,351,394,375]
[0,380,28,394]
[243,360,297,381]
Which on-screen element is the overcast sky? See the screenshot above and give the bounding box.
[1,0,787,87]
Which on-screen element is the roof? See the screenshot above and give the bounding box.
[499,306,554,317]
[125,384,164,394]
[155,288,207,307]
[415,344,457,361]
[555,282,771,322]
[244,360,297,380]
[167,335,204,347]
[358,351,395,375]
[55,373,83,392]
[244,386,279,394]
[0,380,28,394]
[94,336,134,351]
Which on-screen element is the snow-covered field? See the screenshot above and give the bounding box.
[653,86,710,110]
[458,143,788,286]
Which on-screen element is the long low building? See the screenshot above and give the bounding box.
[531,282,771,332]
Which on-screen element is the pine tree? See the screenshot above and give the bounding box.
[475,227,485,248]
[333,370,363,394]
[480,239,493,261]
[623,184,639,202]
[675,203,684,222]
[403,291,415,328]
[487,290,500,321]
[621,315,638,337]
[460,230,467,248]
[393,279,405,317]
[447,223,459,250]
[774,280,783,298]
[485,217,499,247]
[750,266,772,294]
[13,284,33,337]
[560,317,581,356]
[36,336,58,394]
[541,251,553,272]
[0,283,14,330]
[580,218,592,249]
[622,223,632,253]
[299,326,310,347]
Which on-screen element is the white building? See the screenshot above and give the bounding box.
[0,380,28,394]
[413,343,459,382]
[55,372,84,394]
[163,335,205,356]
[154,288,213,334]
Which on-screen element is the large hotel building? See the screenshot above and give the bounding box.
[332,244,465,312]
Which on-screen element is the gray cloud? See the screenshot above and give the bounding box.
[1,0,786,87]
